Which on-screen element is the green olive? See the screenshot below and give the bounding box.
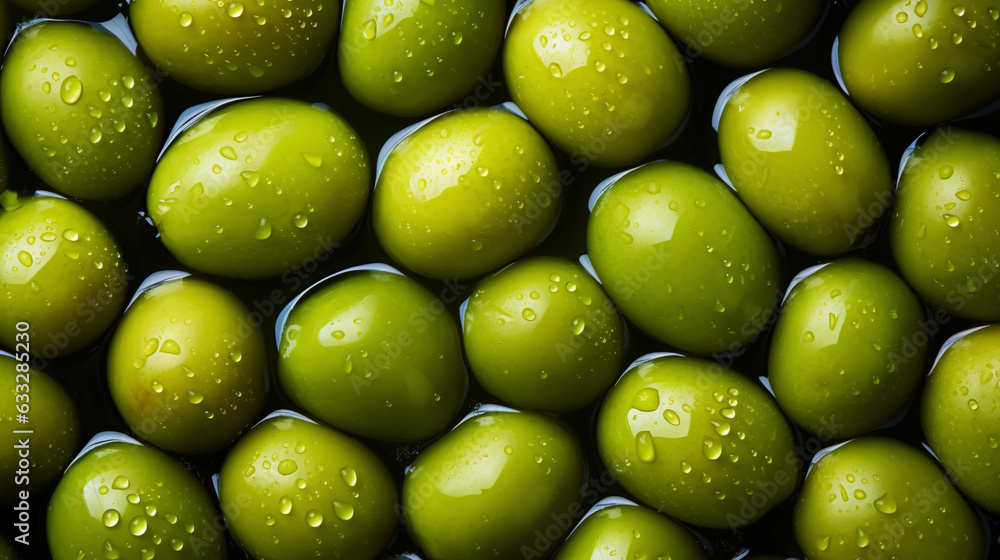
[0,356,79,499]
[718,68,892,255]
[0,194,127,358]
[47,439,225,560]
[645,0,823,67]
[463,256,625,411]
[107,276,268,455]
[373,107,560,279]
[0,21,165,201]
[278,269,466,442]
[922,324,1000,513]
[148,98,371,279]
[890,128,1000,320]
[553,503,707,560]
[794,437,984,560]
[597,355,798,528]
[504,0,690,168]
[768,259,927,438]
[838,0,1000,126]
[339,0,505,116]
[130,0,340,93]
[219,414,398,560]
[587,160,780,354]
[403,409,585,559]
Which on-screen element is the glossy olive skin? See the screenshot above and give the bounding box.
[718,68,891,255]
[8,0,98,15]
[131,0,339,93]
[597,356,798,529]
[769,259,927,438]
[553,504,707,560]
[587,161,780,354]
[108,277,268,455]
[47,441,225,560]
[890,128,1000,320]
[149,98,370,279]
[922,324,1000,512]
[403,410,586,560]
[504,0,690,168]
[645,0,823,67]
[795,437,984,560]
[278,270,466,442]
[373,108,560,279]
[839,0,1000,126]
[0,22,165,201]
[0,356,79,500]
[219,416,398,560]
[339,0,505,116]
[0,195,127,357]
[463,257,625,411]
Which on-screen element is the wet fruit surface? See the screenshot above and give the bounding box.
[463,256,625,411]
[922,324,1000,513]
[108,276,268,455]
[130,0,340,93]
[339,0,506,116]
[587,160,781,354]
[718,68,892,255]
[0,194,127,357]
[795,437,984,560]
[148,98,371,279]
[0,21,164,200]
[890,128,1000,320]
[838,0,1000,126]
[373,107,560,279]
[504,0,690,168]
[47,441,225,560]
[278,269,466,442]
[769,259,927,438]
[403,409,585,559]
[597,355,799,529]
[219,415,398,560]
[553,503,708,560]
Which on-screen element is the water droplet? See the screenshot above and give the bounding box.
[452,31,463,44]
[632,387,659,412]
[938,67,956,83]
[756,129,772,139]
[293,214,308,228]
[143,339,159,356]
[277,459,298,475]
[663,409,681,426]
[340,467,357,487]
[939,165,955,179]
[703,437,722,460]
[956,189,972,201]
[969,399,980,410]
[151,380,163,393]
[713,299,726,312]
[549,62,562,78]
[179,12,193,26]
[392,70,403,83]
[954,5,966,16]
[856,527,870,548]
[227,2,244,17]
[170,540,183,552]
[160,339,181,355]
[103,509,120,527]
[129,516,148,536]
[571,316,586,335]
[187,390,204,404]
[279,496,293,514]
[220,146,238,160]
[17,251,32,267]
[306,510,323,527]
[62,229,79,241]
[301,153,322,167]
[854,489,867,500]
[896,11,908,22]
[112,476,129,490]
[635,431,655,462]
[803,331,815,342]
[875,493,897,514]
[913,23,924,37]
[915,0,928,16]
[504,445,514,455]
[944,214,961,227]
[817,536,831,551]
[255,218,272,240]
[332,501,354,520]
[59,75,82,104]
[522,308,537,321]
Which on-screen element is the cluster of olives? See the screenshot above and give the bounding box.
[0,0,999,559]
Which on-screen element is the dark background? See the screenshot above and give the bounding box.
[3,0,1000,558]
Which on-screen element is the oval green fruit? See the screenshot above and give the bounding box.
[339,0,505,116]
[0,194,127,357]
[596,355,798,528]
[149,98,370,279]
[130,0,339,93]
[769,259,927,438]
[718,68,892,255]
[0,21,165,201]
[922,324,1000,512]
[373,107,560,279]
[463,256,625,411]
[504,0,690,168]
[108,276,268,455]
[278,269,465,442]
[587,160,780,354]
[645,0,823,67]
[47,439,225,560]
[890,128,1000,320]
[219,414,398,560]
[0,356,79,499]
[553,503,707,560]
[403,409,585,559]
[794,437,984,560]
[838,0,1000,126]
